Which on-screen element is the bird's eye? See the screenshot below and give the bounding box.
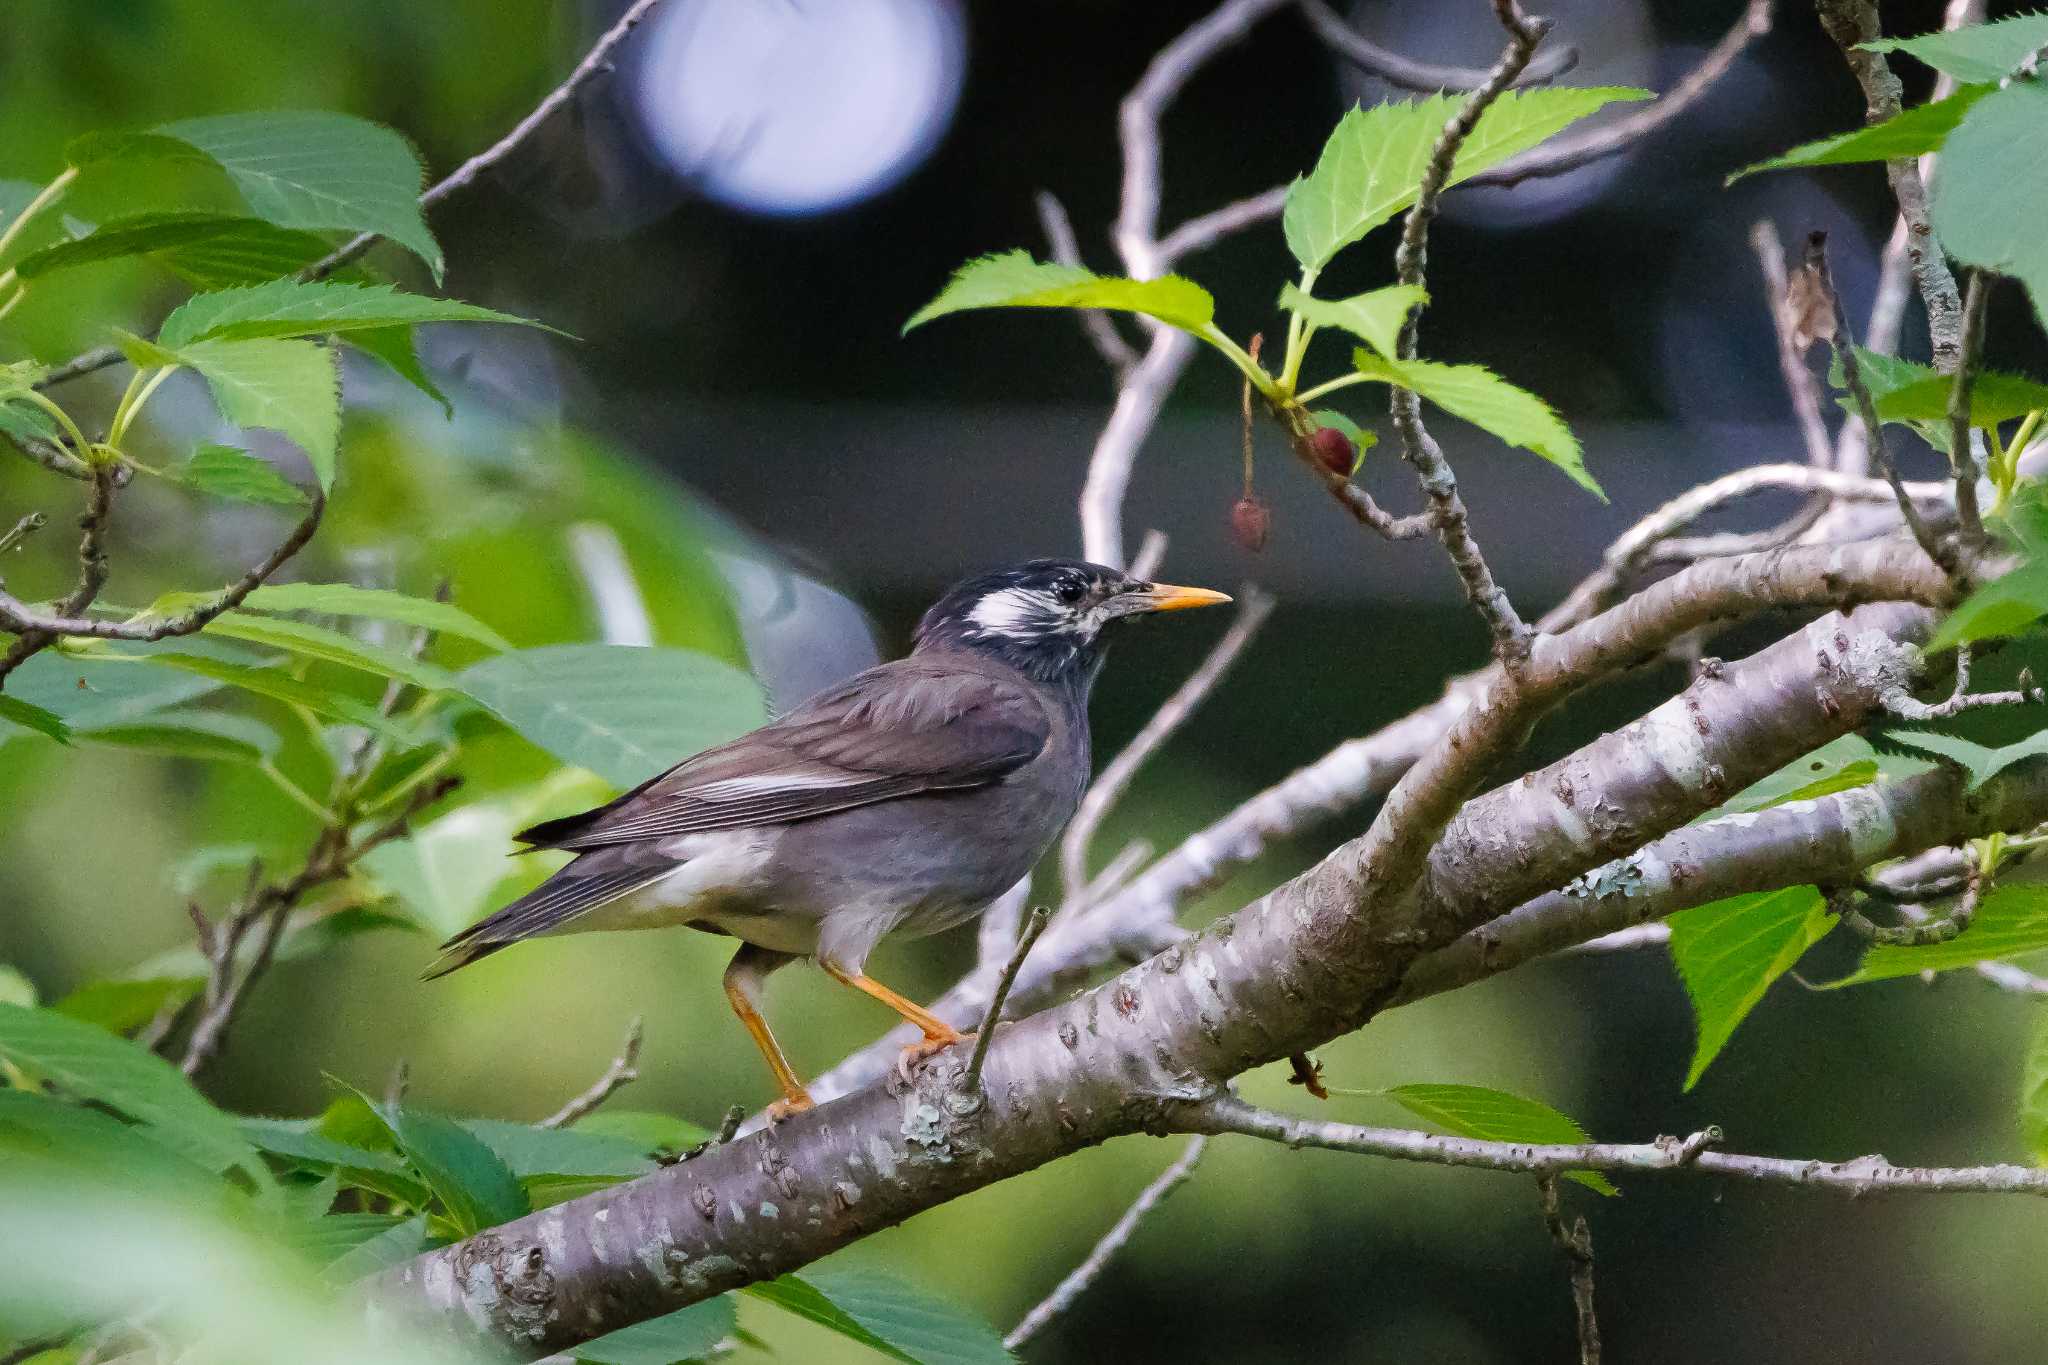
[1054,578,1086,605]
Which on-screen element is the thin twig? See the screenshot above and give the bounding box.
[1538,1176,1601,1365]
[542,1017,645,1127]
[1385,0,1549,662]
[1035,191,1140,377]
[1003,1136,1210,1351]
[32,0,668,393]
[1814,0,1963,371]
[1295,0,1578,93]
[1472,0,1773,188]
[0,512,46,557]
[1805,231,1956,580]
[0,460,116,682]
[1059,589,1274,897]
[1181,1096,2048,1195]
[1946,271,1991,546]
[0,491,325,657]
[180,774,459,1076]
[964,907,1051,1092]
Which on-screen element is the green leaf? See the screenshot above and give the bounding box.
[1282,88,1650,271]
[2023,1007,2048,1167]
[172,337,340,488]
[1930,562,2048,650]
[78,709,280,765]
[278,1212,411,1269]
[388,1106,529,1236]
[571,1109,714,1155]
[575,1296,738,1365]
[1863,14,2048,83]
[322,1213,432,1283]
[903,251,1214,335]
[1883,727,2048,792]
[1667,886,1836,1090]
[1931,82,2048,330]
[162,443,310,507]
[0,395,61,448]
[1874,370,2048,427]
[1726,85,1993,183]
[50,978,201,1035]
[218,582,512,652]
[746,1269,1015,1365]
[348,325,452,414]
[1832,883,2048,985]
[158,279,541,347]
[0,1003,264,1180]
[0,1089,223,1198]
[1748,760,1880,811]
[0,695,71,744]
[459,644,768,787]
[185,609,457,691]
[154,220,352,289]
[1381,1083,1617,1196]
[1352,349,1600,497]
[0,649,226,738]
[156,111,440,278]
[1277,281,1427,360]
[124,651,414,740]
[460,1118,656,1180]
[1713,735,1934,818]
[9,211,266,279]
[240,1117,416,1183]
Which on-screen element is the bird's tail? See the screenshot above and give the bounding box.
[422,862,662,980]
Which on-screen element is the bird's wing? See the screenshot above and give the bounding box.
[516,660,1051,850]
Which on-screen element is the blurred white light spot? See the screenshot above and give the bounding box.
[634,0,966,216]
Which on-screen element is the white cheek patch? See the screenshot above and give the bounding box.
[969,587,1052,637]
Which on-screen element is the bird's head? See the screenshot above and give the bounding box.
[915,559,1230,686]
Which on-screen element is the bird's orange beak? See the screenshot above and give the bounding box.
[1135,583,1233,612]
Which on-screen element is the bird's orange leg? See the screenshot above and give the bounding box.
[819,960,968,1069]
[723,948,813,1117]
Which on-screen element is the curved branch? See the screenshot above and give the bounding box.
[1296,0,1579,93]
[1467,0,1775,188]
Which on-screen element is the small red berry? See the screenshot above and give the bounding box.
[1309,425,1356,477]
[1229,494,1271,552]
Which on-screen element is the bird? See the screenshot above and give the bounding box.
[426,559,1230,1115]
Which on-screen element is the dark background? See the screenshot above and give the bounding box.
[4,2,2045,1360]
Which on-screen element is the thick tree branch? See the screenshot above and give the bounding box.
[370,543,1956,1354]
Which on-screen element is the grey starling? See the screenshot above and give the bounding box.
[428,560,1229,1113]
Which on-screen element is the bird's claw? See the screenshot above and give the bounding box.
[895,1030,972,1086]
[765,1094,816,1125]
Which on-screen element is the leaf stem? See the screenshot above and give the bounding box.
[1295,372,1376,405]
[107,365,180,451]
[0,167,77,267]
[1198,324,1280,400]
[1279,267,1320,393]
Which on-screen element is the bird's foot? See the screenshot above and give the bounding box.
[895,1028,972,1086]
[765,1092,816,1125]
